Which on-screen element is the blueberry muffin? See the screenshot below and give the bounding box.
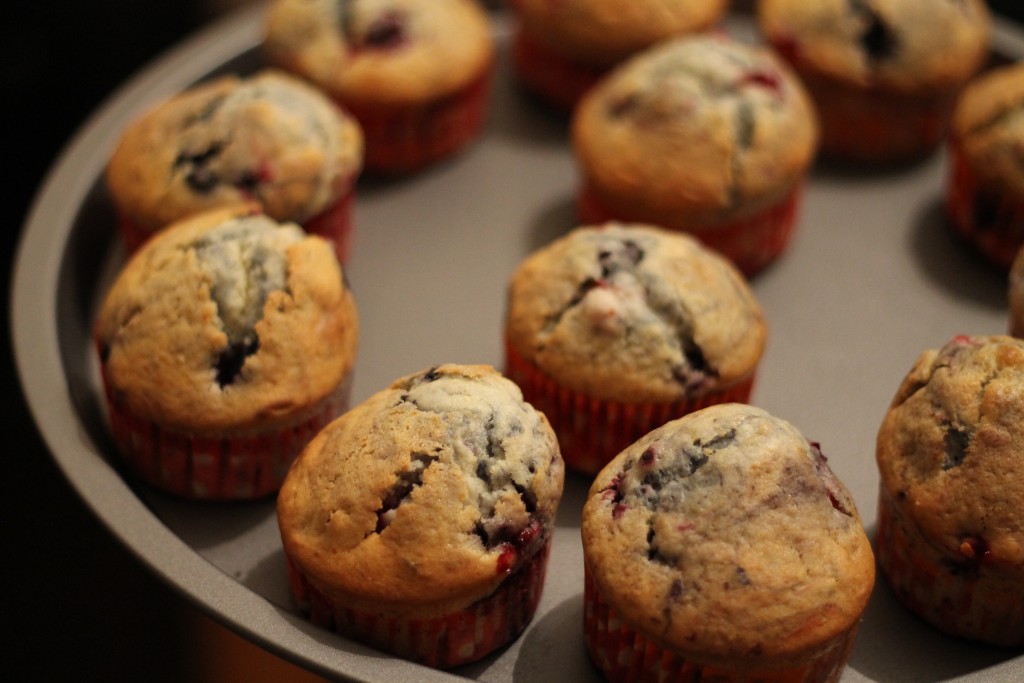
[105,69,364,261]
[276,363,565,668]
[571,33,819,276]
[507,0,729,112]
[875,334,1024,647]
[582,403,875,682]
[264,0,495,173]
[757,0,991,165]
[94,204,359,500]
[947,61,1024,270]
[504,222,767,475]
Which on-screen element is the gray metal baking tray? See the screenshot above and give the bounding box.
[12,2,1024,681]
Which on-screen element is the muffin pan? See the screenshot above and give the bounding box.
[12,3,1024,681]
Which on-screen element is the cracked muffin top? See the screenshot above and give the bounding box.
[582,402,875,668]
[105,68,364,235]
[507,0,729,68]
[504,223,766,403]
[264,0,494,107]
[876,334,1024,569]
[571,32,818,227]
[950,62,1024,198]
[94,204,359,435]
[756,0,991,94]
[276,363,564,617]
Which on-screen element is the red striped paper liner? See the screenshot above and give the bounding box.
[577,183,802,278]
[116,187,356,264]
[284,536,552,669]
[100,370,352,501]
[302,189,355,265]
[341,66,494,174]
[945,141,1024,270]
[510,27,606,113]
[791,70,953,165]
[583,566,858,683]
[874,486,1024,647]
[504,339,755,476]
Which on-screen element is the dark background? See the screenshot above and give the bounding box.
[5,2,1023,680]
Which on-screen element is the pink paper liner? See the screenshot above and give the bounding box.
[341,66,494,174]
[577,182,802,277]
[284,536,552,669]
[874,486,1024,646]
[116,187,356,264]
[945,141,1024,270]
[583,565,858,683]
[99,366,352,501]
[504,338,755,476]
[510,27,606,113]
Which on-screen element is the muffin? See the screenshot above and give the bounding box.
[946,61,1024,270]
[264,0,495,173]
[1010,247,1024,338]
[94,204,359,500]
[874,334,1024,647]
[582,403,875,682]
[504,222,767,476]
[571,33,819,276]
[506,0,729,113]
[105,69,364,262]
[757,0,991,165]
[276,363,564,668]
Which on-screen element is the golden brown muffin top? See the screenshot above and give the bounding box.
[94,205,359,435]
[105,69,364,235]
[950,62,1024,197]
[277,363,564,617]
[583,403,875,668]
[264,0,495,107]
[508,0,729,67]
[876,334,1024,571]
[757,0,991,93]
[505,223,766,403]
[571,33,818,226]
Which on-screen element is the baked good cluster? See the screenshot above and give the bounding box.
[90,0,1023,679]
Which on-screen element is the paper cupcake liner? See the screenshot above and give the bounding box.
[100,368,352,500]
[794,72,953,165]
[510,27,606,113]
[577,183,802,277]
[583,566,858,683]
[342,66,494,174]
[302,189,355,265]
[116,188,356,262]
[945,143,1024,270]
[874,487,1024,647]
[504,339,755,476]
[285,535,552,669]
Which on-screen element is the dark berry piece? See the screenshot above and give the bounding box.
[214,335,259,387]
[849,0,898,62]
[810,442,854,517]
[375,452,436,533]
[943,425,972,469]
[175,143,225,194]
[738,69,782,96]
[363,11,406,49]
[598,239,644,278]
